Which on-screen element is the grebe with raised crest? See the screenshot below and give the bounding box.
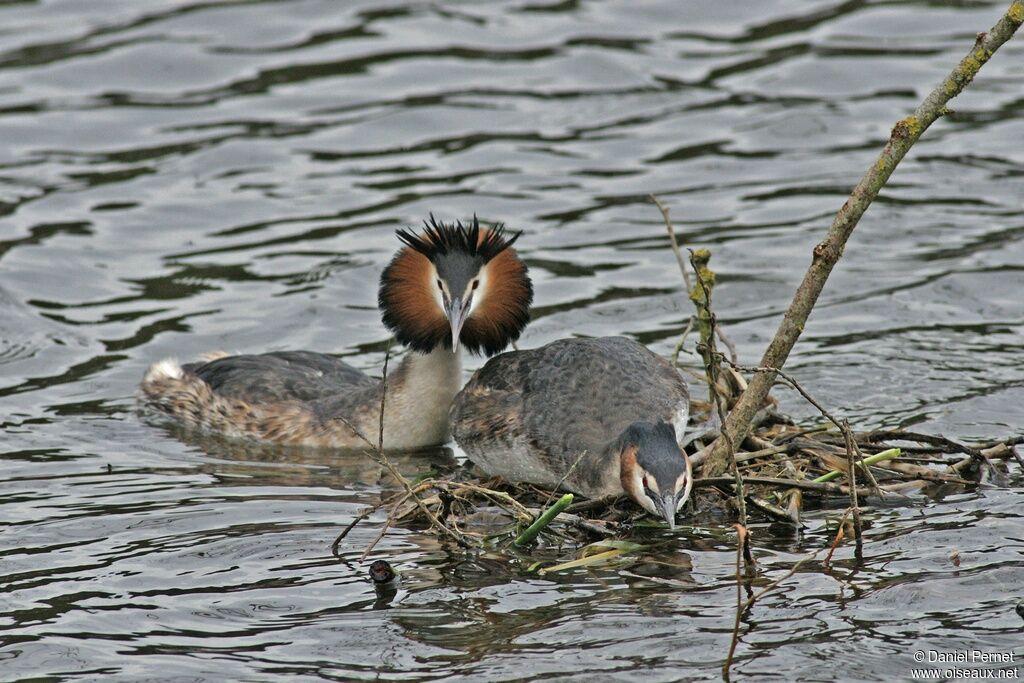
[139,216,532,450]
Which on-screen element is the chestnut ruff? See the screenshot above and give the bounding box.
[378,215,532,356]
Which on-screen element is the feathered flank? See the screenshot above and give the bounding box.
[450,337,692,520]
[138,348,461,450]
[380,215,532,355]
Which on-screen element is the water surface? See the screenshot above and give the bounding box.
[2,1,1023,680]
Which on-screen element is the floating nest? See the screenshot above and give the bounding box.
[332,366,1023,562]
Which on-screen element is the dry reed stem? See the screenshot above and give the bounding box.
[842,419,863,544]
[537,449,590,512]
[332,504,380,556]
[565,493,624,515]
[724,357,890,498]
[360,491,412,561]
[723,523,749,676]
[671,316,696,369]
[696,475,872,497]
[725,539,827,675]
[649,194,692,292]
[824,508,852,567]
[331,345,479,552]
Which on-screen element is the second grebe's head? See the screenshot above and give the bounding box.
[378,215,532,355]
[617,421,693,529]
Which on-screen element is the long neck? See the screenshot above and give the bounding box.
[380,346,463,449]
[564,439,628,499]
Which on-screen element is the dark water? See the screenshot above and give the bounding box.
[2,1,1023,680]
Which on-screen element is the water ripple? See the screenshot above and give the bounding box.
[1,0,1022,679]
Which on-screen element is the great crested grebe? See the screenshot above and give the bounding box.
[139,216,532,450]
[450,336,692,527]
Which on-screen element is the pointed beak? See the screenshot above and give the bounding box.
[444,296,469,353]
[661,494,678,530]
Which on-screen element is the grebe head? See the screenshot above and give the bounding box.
[379,215,532,355]
[617,421,693,529]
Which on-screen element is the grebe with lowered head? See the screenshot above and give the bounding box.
[139,216,532,450]
[450,336,692,527]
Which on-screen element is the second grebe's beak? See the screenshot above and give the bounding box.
[659,493,678,530]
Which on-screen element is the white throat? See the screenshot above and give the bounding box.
[380,345,463,449]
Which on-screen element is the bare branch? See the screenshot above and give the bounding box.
[703,3,1024,476]
[649,194,692,291]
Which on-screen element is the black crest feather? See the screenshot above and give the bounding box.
[395,214,520,264]
[622,420,686,486]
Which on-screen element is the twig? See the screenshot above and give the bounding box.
[877,462,974,485]
[566,493,624,515]
[331,505,378,556]
[1012,445,1024,471]
[745,435,804,482]
[702,3,1024,477]
[775,427,831,444]
[651,195,739,370]
[723,524,748,677]
[734,444,792,463]
[671,316,696,368]
[696,475,872,497]
[812,448,901,483]
[377,341,391,451]
[760,364,840,428]
[747,494,800,526]
[563,514,617,539]
[846,430,886,500]
[716,326,739,366]
[689,250,747,529]
[360,491,411,561]
[725,536,827,678]
[649,194,692,292]
[330,349,479,550]
[722,356,888,498]
[862,430,985,457]
[538,450,589,511]
[842,419,863,544]
[746,547,824,607]
[823,508,852,567]
[449,482,534,521]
